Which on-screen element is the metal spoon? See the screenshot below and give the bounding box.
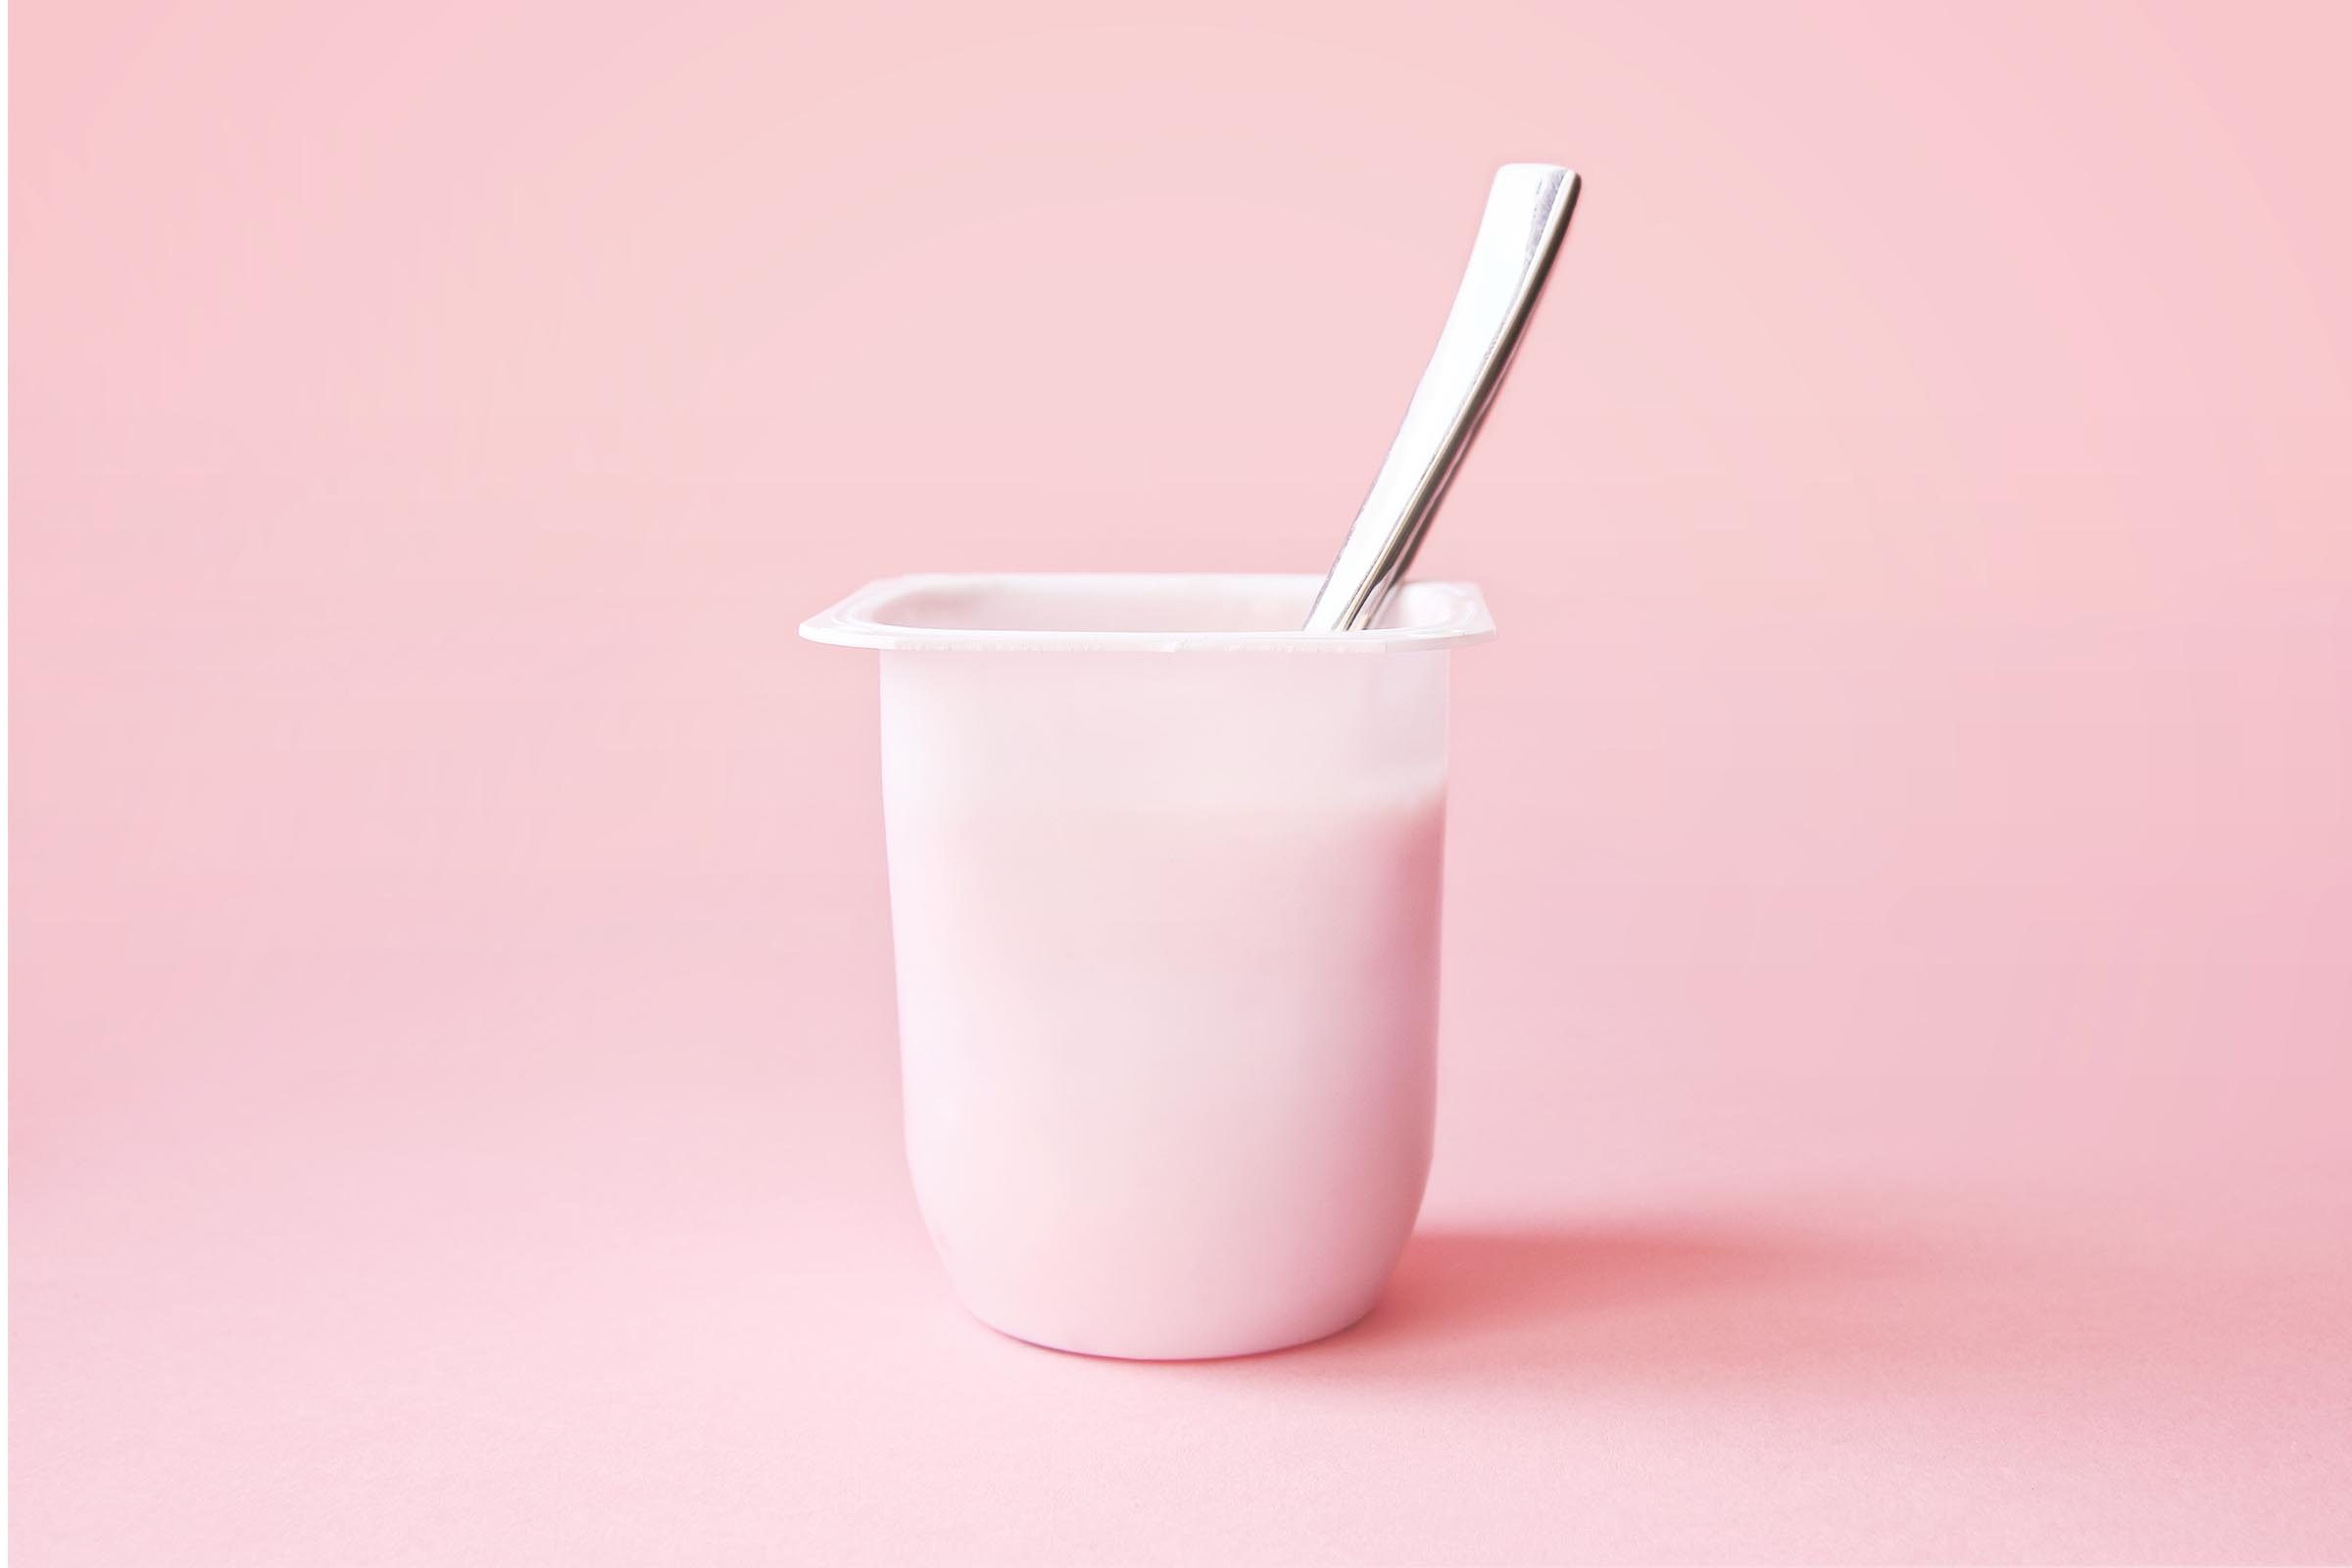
[1302,163,1580,631]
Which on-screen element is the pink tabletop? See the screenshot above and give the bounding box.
[15,1,2351,1561]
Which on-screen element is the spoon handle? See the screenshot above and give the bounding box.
[1302,164,1580,631]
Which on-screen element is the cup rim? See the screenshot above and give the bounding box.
[799,572,1495,655]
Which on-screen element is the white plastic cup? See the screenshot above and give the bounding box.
[803,573,1494,1358]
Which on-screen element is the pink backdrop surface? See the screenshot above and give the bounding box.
[13,1,2352,1562]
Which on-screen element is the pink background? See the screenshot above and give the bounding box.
[14,1,2351,1561]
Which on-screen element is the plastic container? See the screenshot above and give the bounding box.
[802,573,1494,1358]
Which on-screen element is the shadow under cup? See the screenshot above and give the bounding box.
[803,574,1494,1358]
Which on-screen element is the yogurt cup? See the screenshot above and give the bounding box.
[803,573,1493,1358]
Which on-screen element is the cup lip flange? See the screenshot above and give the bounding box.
[799,572,1495,655]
